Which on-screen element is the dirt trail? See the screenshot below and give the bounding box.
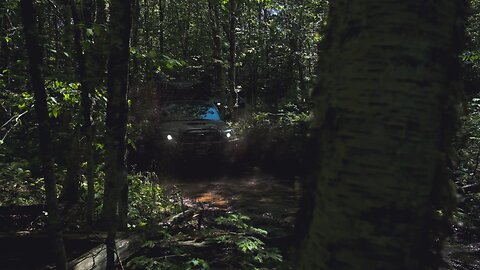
[162,168,301,241]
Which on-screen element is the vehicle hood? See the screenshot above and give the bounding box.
[158,120,230,134]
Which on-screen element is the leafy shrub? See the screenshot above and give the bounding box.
[0,159,45,206]
[127,171,178,228]
[126,212,283,270]
[233,103,313,175]
[453,98,480,238]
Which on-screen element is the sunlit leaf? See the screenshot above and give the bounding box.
[86,28,94,37]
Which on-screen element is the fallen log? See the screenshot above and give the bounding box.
[162,209,194,227]
[68,234,145,270]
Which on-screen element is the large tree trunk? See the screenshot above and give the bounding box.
[299,1,465,269]
[20,0,67,269]
[102,0,131,268]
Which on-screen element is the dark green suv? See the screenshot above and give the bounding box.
[157,100,238,165]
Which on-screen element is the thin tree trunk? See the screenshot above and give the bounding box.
[143,0,153,81]
[208,0,225,105]
[228,0,237,108]
[130,0,140,95]
[298,1,466,269]
[102,0,131,267]
[80,0,99,229]
[59,131,81,203]
[182,11,190,59]
[59,0,74,76]
[0,14,10,75]
[58,0,86,206]
[83,0,94,25]
[20,0,67,269]
[158,0,165,55]
[88,8,108,225]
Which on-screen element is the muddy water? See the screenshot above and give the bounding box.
[162,168,301,242]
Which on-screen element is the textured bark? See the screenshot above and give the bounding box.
[299,1,465,269]
[102,0,131,267]
[20,0,67,269]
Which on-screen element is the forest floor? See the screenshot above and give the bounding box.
[1,168,479,269]
[162,168,480,270]
[162,167,301,250]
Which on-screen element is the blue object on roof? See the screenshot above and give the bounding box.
[202,106,221,120]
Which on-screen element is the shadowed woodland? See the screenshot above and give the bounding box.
[1,0,480,269]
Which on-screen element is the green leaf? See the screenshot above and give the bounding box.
[49,96,58,104]
[86,28,94,37]
[52,108,59,118]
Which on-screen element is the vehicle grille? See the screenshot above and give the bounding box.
[180,129,224,143]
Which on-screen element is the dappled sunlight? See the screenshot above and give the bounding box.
[194,191,228,207]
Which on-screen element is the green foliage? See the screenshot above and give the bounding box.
[82,169,177,229]
[213,213,282,268]
[186,258,210,270]
[127,171,178,228]
[127,212,283,270]
[453,98,480,235]
[127,255,179,270]
[127,256,210,270]
[233,103,312,174]
[44,80,81,119]
[0,159,44,206]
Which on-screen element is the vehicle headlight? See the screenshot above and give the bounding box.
[224,129,233,139]
[166,134,173,141]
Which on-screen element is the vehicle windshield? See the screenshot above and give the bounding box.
[160,102,221,121]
